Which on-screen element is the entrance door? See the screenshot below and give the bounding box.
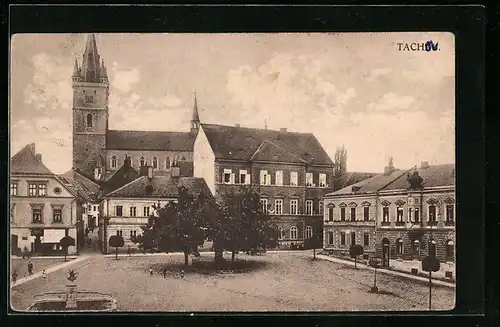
[382,238,390,267]
[429,241,437,257]
[11,234,18,255]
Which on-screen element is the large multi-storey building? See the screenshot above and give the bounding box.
[193,124,335,248]
[323,159,455,265]
[10,144,84,255]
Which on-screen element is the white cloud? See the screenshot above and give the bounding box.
[372,92,415,111]
[111,68,140,92]
[366,68,392,81]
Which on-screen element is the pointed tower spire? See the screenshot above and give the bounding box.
[190,92,200,132]
[81,33,102,83]
[73,58,79,76]
[101,59,108,79]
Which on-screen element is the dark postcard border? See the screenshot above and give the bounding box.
[5,4,485,325]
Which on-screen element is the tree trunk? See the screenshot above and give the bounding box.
[355,256,357,269]
[64,248,67,262]
[231,249,235,263]
[313,248,316,259]
[184,252,189,266]
[115,247,118,260]
[429,270,432,310]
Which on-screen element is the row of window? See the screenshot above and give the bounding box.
[326,231,371,247]
[110,155,187,169]
[115,230,138,239]
[277,225,313,240]
[221,169,329,187]
[381,204,454,224]
[325,203,455,224]
[31,206,63,224]
[11,182,47,197]
[260,199,324,216]
[114,205,157,217]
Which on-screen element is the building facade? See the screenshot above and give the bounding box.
[194,124,334,249]
[10,144,80,255]
[98,165,211,253]
[323,159,455,265]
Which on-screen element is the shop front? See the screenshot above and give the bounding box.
[31,228,68,255]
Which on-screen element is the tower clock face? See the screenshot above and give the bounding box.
[408,197,415,205]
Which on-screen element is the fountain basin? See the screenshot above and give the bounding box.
[27,291,117,312]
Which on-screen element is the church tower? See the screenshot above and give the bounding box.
[190,92,200,133]
[72,34,109,178]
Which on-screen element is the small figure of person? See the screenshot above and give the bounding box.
[127,246,131,257]
[12,270,18,284]
[149,267,153,276]
[162,267,167,279]
[27,261,33,276]
[41,269,47,280]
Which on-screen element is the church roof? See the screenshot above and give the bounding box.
[106,130,195,151]
[11,144,53,176]
[201,124,333,166]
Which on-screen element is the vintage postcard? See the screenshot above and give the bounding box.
[9,32,455,312]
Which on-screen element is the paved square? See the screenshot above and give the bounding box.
[10,252,454,312]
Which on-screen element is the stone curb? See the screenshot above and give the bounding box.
[316,254,455,288]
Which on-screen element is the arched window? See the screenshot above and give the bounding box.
[429,239,437,257]
[305,226,313,239]
[152,156,158,169]
[413,240,420,257]
[86,113,93,127]
[396,238,404,255]
[139,156,145,167]
[165,157,171,170]
[446,240,454,261]
[278,226,284,240]
[290,226,298,240]
[111,155,117,169]
[173,155,179,166]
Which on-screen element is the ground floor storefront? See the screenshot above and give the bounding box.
[376,229,455,266]
[11,227,77,256]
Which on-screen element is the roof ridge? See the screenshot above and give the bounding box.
[105,175,146,197]
[108,129,191,134]
[201,123,311,135]
[377,168,416,191]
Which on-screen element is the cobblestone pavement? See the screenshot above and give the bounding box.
[10,251,455,312]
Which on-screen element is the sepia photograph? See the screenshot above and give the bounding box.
[9,32,456,312]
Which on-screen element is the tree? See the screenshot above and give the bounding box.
[59,236,75,262]
[422,255,441,309]
[109,235,124,260]
[207,187,279,263]
[349,244,364,269]
[136,186,212,266]
[333,145,348,177]
[305,229,323,259]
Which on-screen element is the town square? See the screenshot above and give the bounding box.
[10,32,455,312]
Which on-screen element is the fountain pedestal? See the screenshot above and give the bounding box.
[65,284,77,309]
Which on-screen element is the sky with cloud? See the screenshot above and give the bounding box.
[10,32,455,174]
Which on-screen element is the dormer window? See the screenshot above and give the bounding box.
[139,156,145,167]
[111,155,117,169]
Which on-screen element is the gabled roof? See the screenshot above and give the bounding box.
[56,175,95,203]
[62,169,101,195]
[328,169,409,196]
[334,172,379,191]
[105,174,211,199]
[101,163,139,196]
[11,144,53,175]
[201,124,333,165]
[328,163,455,197]
[380,164,455,190]
[107,130,195,151]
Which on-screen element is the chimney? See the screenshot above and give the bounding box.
[235,124,240,127]
[35,154,42,161]
[139,165,150,177]
[171,165,180,177]
[280,128,288,132]
[123,156,131,168]
[420,161,429,169]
